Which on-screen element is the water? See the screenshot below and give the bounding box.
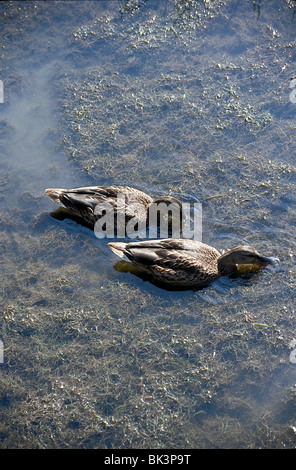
[0,0,296,449]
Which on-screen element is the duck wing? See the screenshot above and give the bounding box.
[45,185,153,226]
[46,186,152,207]
[109,239,220,285]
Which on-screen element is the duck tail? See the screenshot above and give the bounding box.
[108,242,127,258]
[45,188,65,204]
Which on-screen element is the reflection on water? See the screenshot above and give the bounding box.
[0,63,90,202]
[0,0,296,449]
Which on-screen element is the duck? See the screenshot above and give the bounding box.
[45,185,182,233]
[108,238,276,287]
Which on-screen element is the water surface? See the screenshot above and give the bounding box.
[0,0,296,449]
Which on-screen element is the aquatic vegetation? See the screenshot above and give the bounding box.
[0,0,296,449]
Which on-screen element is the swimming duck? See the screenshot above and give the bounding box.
[45,185,182,233]
[108,238,275,286]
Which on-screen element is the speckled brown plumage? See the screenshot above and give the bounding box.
[109,238,274,286]
[45,185,181,232]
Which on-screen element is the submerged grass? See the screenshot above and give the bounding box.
[1,202,294,448]
[0,0,296,449]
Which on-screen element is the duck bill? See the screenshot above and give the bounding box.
[255,255,279,267]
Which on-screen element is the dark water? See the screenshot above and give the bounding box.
[0,0,296,449]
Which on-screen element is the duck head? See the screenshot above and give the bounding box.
[218,245,277,275]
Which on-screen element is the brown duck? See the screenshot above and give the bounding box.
[45,185,181,232]
[109,238,276,286]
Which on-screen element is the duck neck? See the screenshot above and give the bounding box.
[217,252,237,276]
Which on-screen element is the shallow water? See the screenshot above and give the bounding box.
[0,0,296,449]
